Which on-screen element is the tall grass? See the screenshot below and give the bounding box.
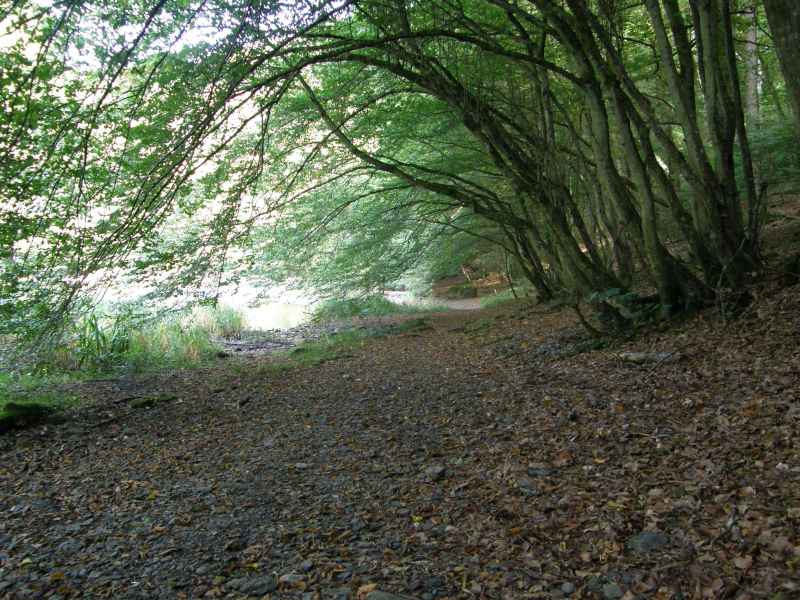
[38,304,246,374]
[191,304,246,339]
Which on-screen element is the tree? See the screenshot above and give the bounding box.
[0,0,784,338]
[763,0,800,135]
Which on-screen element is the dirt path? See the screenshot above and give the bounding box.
[1,296,799,599]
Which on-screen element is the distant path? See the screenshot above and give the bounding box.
[384,290,483,311]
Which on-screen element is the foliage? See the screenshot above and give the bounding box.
[1,0,799,344]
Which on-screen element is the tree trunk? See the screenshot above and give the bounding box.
[744,4,760,125]
[763,0,800,135]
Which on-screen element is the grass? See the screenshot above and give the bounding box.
[265,329,371,372]
[191,304,247,339]
[38,304,247,375]
[480,288,533,309]
[311,295,447,322]
[260,317,435,374]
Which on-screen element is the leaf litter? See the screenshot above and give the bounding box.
[1,285,799,599]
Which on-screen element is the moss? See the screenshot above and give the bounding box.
[131,394,178,409]
[0,402,55,433]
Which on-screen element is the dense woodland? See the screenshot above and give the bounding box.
[1,1,800,338]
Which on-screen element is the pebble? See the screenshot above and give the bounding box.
[300,559,314,572]
[517,477,541,496]
[425,465,446,481]
[229,575,278,595]
[561,582,576,595]
[366,592,419,600]
[279,573,305,585]
[602,583,624,599]
[627,531,668,553]
[526,465,552,477]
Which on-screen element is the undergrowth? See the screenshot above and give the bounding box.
[37,304,246,374]
[311,295,446,322]
[265,330,370,372]
[0,372,79,432]
[260,318,435,374]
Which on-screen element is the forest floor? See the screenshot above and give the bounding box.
[2,205,800,599]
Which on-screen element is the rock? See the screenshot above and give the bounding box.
[561,582,576,595]
[236,575,278,595]
[517,477,541,496]
[585,577,605,594]
[223,539,245,552]
[425,465,446,481]
[526,465,552,477]
[617,351,679,364]
[300,559,314,572]
[602,583,624,599]
[279,573,305,585]
[366,592,420,600]
[294,463,311,470]
[56,539,83,555]
[627,531,668,554]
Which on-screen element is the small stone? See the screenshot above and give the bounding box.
[425,465,446,481]
[517,477,541,496]
[627,531,668,554]
[366,592,420,600]
[585,577,605,594]
[561,582,576,595]
[279,573,305,585]
[335,588,351,600]
[223,539,245,552]
[602,583,624,600]
[240,575,278,595]
[56,540,82,555]
[294,463,310,470]
[526,465,552,477]
[300,559,314,572]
